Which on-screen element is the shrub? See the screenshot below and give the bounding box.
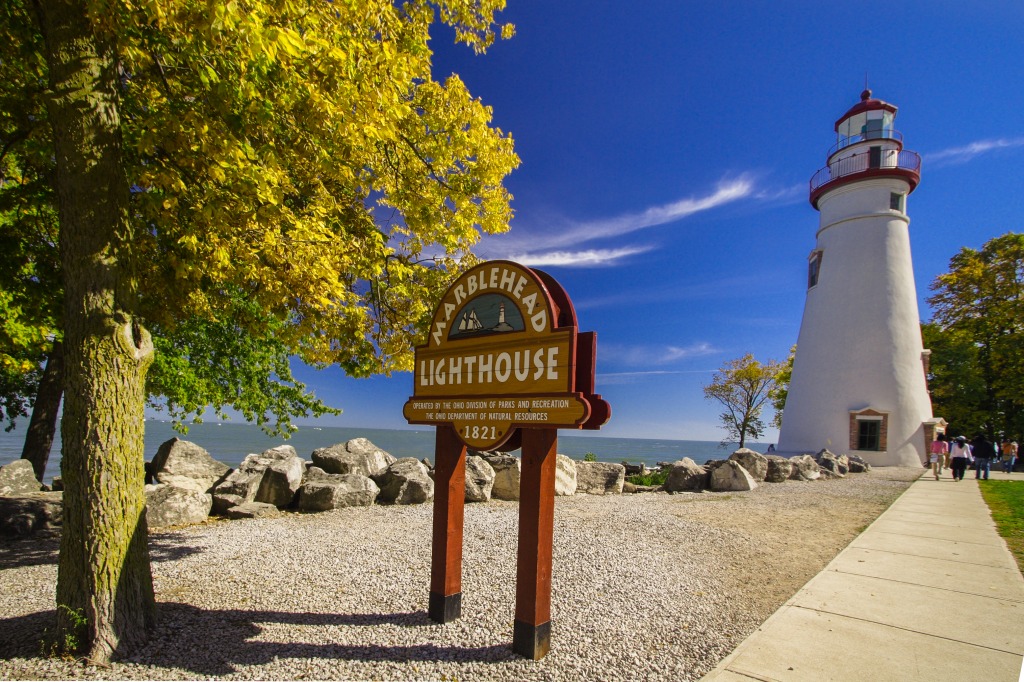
[627,470,669,487]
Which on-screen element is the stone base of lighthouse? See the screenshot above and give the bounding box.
[776,404,943,468]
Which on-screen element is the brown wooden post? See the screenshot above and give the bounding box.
[429,423,467,623]
[513,427,558,659]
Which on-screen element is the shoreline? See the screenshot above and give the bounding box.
[0,467,922,681]
[0,422,774,484]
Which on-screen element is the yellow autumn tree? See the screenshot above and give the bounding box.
[18,0,518,661]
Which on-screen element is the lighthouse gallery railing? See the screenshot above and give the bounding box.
[810,149,921,193]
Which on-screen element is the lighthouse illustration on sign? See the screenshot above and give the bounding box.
[777,90,944,467]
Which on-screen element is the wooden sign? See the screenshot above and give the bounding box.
[403,260,608,450]
[406,260,610,660]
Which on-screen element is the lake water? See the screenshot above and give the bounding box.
[0,420,769,483]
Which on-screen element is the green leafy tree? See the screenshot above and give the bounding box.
[926,232,1024,439]
[0,146,64,480]
[0,17,64,479]
[769,345,795,429]
[12,0,518,661]
[704,353,784,449]
[146,292,341,434]
[921,322,987,437]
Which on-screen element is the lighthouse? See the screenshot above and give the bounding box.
[777,90,942,467]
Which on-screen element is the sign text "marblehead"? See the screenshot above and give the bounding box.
[432,265,548,345]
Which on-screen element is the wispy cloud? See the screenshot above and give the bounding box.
[753,182,805,203]
[484,176,756,261]
[509,245,653,268]
[601,342,719,366]
[562,177,754,246]
[926,137,1024,167]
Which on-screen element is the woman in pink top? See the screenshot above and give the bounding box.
[929,434,948,480]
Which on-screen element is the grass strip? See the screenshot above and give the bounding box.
[978,480,1024,574]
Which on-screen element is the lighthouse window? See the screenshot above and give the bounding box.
[850,410,889,452]
[890,192,905,212]
[857,420,881,451]
[807,251,823,289]
[865,117,884,140]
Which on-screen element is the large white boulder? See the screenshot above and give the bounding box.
[729,448,768,481]
[311,438,396,477]
[145,484,211,528]
[487,454,522,501]
[212,445,306,509]
[788,454,821,481]
[575,461,625,495]
[150,438,231,493]
[374,458,434,505]
[664,458,709,492]
[0,492,63,536]
[298,471,380,510]
[709,460,758,492]
[0,460,42,496]
[764,455,794,482]
[555,454,577,496]
[464,456,496,502]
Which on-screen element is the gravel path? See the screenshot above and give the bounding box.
[0,467,922,681]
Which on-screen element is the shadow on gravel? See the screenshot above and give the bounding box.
[0,532,59,569]
[139,602,517,675]
[148,534,207,564]
[0,609,55,659]
[0,529,207,570]
[0,603,516,673]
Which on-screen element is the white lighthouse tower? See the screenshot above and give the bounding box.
[777,90,941,467]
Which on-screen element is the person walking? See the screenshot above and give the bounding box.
[928,434,947,480]
[1001,440,1018,474]
[949,436,972,481]
[972,434,995,480]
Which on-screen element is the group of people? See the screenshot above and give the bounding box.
[927,433,1018,481]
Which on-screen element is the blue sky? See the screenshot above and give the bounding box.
[268,2,1024,442]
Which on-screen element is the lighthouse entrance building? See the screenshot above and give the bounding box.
[777,91,943,467]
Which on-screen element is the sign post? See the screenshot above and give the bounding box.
[514,428,558,658]
[404,260,610,659]
[428,424,466,623]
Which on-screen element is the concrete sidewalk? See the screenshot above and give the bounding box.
[700,470,1024,682]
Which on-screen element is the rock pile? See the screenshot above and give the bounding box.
[0,438,874,536]
[659,446,871,494]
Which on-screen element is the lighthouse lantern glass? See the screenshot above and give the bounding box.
[837,110,895,149]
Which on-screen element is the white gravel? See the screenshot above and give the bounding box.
[0,467,921,681]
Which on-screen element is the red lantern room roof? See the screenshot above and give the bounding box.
[834,89,898,132]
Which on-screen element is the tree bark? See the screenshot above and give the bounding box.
[32,0,156,663]
[20,341,64,483]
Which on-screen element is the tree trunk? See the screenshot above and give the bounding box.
[32,0,156,663]
[20,341,64,483]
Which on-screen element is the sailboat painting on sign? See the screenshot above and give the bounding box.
[449,294,524,340]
